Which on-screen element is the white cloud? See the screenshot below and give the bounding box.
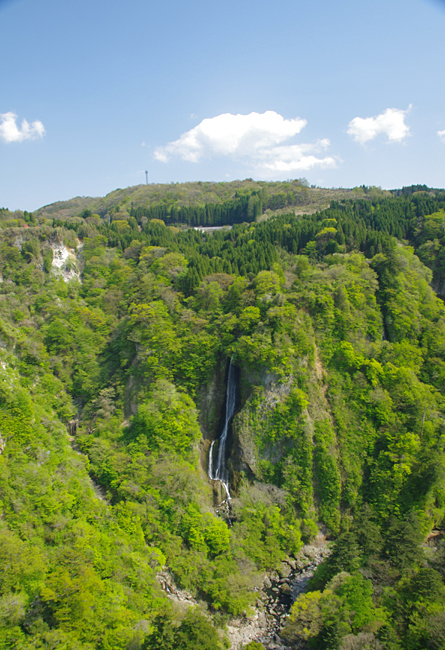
[155,111,306,163]
[438,130,445,142]
[154,110,335,173]
[0,111,45,143]
[256,139,337,173]
[347,107,411,145]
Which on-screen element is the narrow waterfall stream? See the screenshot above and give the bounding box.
[208,358,237,502]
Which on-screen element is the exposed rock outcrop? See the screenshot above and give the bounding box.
[156,538,330,650]
[51,241,79,281]
[226,539,330,649]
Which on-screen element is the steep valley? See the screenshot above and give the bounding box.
[1,183,445,649]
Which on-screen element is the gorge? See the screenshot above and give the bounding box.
[1,182,445,650]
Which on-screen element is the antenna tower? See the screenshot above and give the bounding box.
[145,171,148,185]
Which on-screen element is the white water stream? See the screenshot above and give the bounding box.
[208,359,237,501]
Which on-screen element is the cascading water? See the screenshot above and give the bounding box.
[208,358,237,502]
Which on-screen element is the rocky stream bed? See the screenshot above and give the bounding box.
[157,535,330,650]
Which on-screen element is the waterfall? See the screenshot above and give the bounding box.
[208,359,237,500]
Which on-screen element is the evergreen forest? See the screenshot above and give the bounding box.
[1,181,445,649]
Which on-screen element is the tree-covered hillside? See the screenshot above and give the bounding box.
[25,179,388,224]
[1,184,445,649]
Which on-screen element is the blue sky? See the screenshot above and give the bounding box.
[1,0,445,210]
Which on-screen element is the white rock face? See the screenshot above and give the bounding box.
[51,243,79,282]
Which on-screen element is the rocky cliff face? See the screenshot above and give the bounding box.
[197,355,229,504]
[229,367,295,481]
[197,355,228,445]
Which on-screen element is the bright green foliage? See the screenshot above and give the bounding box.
[180,504,231,556]
[0,368,166,648]
[283,590,325,641]
[284,573,386,649]
[2,184,445,647]
[313,420,342,534]
[143,608,224,650]
[0,529,46,608]
[129,380,200,456]
[232,498,301,568]
[253,270,282,296]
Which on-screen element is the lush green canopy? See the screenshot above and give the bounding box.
[1,184,445,648]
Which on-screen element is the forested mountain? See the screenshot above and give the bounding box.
[7,179,387,225]
[1,182,445,649]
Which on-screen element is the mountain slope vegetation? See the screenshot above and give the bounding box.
[1,182,445,649]
[6,179,385,225]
